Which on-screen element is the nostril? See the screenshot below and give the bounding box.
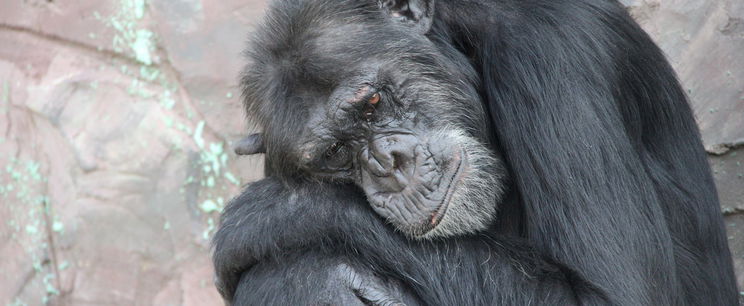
[391,152,406,169]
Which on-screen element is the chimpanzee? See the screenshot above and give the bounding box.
[213,0,739,305]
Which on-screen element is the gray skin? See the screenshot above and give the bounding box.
[236,0,507,239]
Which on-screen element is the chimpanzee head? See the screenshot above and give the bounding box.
[239,0,507,238]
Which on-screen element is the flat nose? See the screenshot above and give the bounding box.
[363,134,418,177]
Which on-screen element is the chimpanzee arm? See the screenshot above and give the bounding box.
[213,177,608,305]
[212,178,351,300]
[232,251,421,306]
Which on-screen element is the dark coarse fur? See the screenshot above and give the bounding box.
[218,178,604,305]
[213,0,739,305]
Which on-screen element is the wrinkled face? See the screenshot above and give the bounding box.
[241,0,506,238]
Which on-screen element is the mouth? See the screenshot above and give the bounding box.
[427,148,468,231]
[358,135,471,238]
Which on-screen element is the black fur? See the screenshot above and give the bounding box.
[216,178,607,305]
[213,0,739,305]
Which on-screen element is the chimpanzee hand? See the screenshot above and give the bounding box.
[234,254,417,305]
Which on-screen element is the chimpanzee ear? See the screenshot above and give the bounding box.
[234,133,266,155]
[379,0,434,34]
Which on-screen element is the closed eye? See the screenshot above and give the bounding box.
[326,141,345,157]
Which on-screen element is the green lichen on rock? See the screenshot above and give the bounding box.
[199,199,219,213]
[184,124,242,240]
[8,298,28,306]
[131,29,154,65]
[202,217,215,240]
[193,120,206,149]
[1,158,61,303]
[132,0,147,19]
[99,0,155,65]
[224,171,240,186]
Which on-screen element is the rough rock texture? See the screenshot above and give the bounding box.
[0,0,741,305]
[0,1,266,305]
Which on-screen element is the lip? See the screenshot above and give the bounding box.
[426,147,468,231]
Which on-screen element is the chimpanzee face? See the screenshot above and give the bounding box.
[240,0,507,238]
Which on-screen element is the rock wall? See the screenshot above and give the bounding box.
[0,0,741,304]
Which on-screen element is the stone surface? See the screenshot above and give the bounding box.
[0,1,264,305]
[712,149,744,215]
[625,0,744,151]
[0,0,742,305]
